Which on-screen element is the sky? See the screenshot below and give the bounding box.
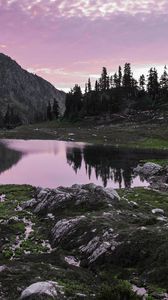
[0,0,167,92]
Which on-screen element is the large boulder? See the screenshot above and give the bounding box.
[134,162,161,178]
[20,281,65,300]
[51,216,86,245]
[149,166,168,191]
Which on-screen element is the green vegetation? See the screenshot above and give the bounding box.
[1,184,168,298]
[1,120,168,153]
[98,281,141,300]
[0,185,51,261]
[118,188,168,214]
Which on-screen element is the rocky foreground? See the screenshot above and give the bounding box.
[1,173,168,299]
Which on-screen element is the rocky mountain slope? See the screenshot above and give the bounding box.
[0,53,66,125]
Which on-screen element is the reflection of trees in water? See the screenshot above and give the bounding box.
[66,145,135,188]
[66,145,168,188]
[83,146,134,188]
[0,142,22,174]
[66,147,83,173]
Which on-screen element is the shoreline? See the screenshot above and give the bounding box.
[0,120,168,152]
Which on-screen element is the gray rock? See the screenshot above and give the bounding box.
[134,162,161,178]
[52,216,86,244]
[20,281,64,299]
[152,208,165,215]
[149,166,168,191]
[31,184,120,216]
[80,229,120,264]
[0,265,8,273]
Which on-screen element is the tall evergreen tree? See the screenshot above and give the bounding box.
[109,75,113,89]
[106,76,110,90]
[53,99,59,119]
[147,68,159,100]
[139,74,146,90]
[88,78,92,92]
[113,73,118,88]
[64,85,82,119]
[118,66,122,87]
[122,63,132,89]
[85,83,88,94]
[160,66,168,90]
[100,67,108,91]
[95,80,99,92]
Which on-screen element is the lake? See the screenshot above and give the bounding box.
[0,139,167,188]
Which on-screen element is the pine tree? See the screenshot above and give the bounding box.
[113,73,118,88]
[139,74,146,90]
[100,67,108,91]
[147,68,159,100]
[122,63,132,89]
[160,66,168,90]
[85,83,88,94]
[95,80,99,92]
[53,99,59,119]
[64,84,83,118]
[118,66,122,87]
[106,76,110,90]
[88,78,92,92]
[109,76,113,89]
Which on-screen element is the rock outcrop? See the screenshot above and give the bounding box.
[134,162,161,178]
[0,53,66,125]
[134,163,168,191]
[20,281,65,299]
[1,183,168,299]
[24,183,120,215]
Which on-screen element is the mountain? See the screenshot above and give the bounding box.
[0,53,66,126]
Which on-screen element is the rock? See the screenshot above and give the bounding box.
[149,166,168,191]
[20,281,64,299]
[34,188,73,214]
[132,285,148,299]
[26,184,120,216]
[51,216,86,245]
[0,265,8,273]
[134,162,161,178]
[0,194,6,202]
[64,256,80,267]
[152,208,165,215]
[80,229,120,264]
[22,198,38,209]
[151,292,168,299]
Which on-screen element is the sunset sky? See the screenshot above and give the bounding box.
[0,0,167,91]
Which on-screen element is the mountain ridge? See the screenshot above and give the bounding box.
[0,53,66,126]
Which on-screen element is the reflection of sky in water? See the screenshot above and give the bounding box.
[0,139,149,188]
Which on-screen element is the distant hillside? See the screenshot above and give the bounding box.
[0,53,66,127]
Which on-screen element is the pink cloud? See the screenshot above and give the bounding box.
[0,0,168,90]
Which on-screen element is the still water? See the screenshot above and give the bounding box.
[0,139,166,189]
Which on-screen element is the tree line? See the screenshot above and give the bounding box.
[1,98,59,129]
[64,63,168,119]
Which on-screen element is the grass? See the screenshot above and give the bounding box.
[118,187,168,214]
[0,184,51,260]
[1,120,168,151]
